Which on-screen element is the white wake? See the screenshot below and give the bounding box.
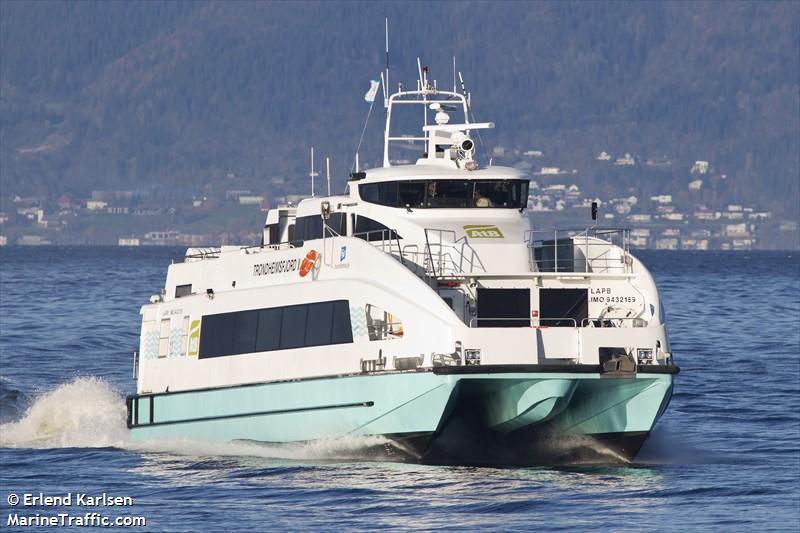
[0,377,128,449]
[0,377,396,461]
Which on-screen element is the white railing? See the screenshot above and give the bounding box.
[352,228,406,265]
[183,241,299,262]
[467,316,647,328]
[527,227,631,274]
[468,317,578,328]
[423,228,486,277]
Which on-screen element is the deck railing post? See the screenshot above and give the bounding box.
[553,229,558,272]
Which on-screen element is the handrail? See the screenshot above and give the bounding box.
[182,240,300,262]
[466,316,647,328]
[353,228,405,265]
[424,228,486,277]
[468,317,578,327]
[581,317,648,328]
[526,227,631,274]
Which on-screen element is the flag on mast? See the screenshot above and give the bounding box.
[364,80,380,103]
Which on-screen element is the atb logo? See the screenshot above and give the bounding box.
[463,224,504,238]
[339,245,347,262]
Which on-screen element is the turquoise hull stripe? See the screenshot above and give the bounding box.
[129,372,672,442]
[131,372,457,442]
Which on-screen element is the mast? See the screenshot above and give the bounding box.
[384,18,389,109]
[309,147,318,197]
[325,156,331,196]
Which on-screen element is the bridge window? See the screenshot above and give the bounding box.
[360,181,399,206]
[425,180,470,208]
[397,181,426,207]
[360,179,528,209]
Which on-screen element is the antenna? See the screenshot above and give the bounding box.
[453,56,456,92]
[458,72,484,149]
[309,147,318,197]
[326,156,331,196]
[351,75,379,173]
[384,18,389,108]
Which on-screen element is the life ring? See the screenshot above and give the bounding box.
[299,250,319,278]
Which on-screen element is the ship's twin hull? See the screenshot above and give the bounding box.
[127,366,675,465]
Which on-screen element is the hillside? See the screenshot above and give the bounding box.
[1,0,798,219]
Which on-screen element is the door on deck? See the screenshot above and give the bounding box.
[539,288,588,327]
[476,288,530,327]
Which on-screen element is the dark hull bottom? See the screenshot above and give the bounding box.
[382,380,652,466]
[385,430,649,467]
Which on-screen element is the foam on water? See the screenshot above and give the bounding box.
[0,377,128,449]
[129,435,396,463]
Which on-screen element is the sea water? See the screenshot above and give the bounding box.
[1,247,798,531]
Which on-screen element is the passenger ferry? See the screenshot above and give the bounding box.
[127,67,678,464]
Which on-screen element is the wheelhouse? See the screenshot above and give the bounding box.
[357,178,529,209]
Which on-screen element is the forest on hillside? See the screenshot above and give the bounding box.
[1,1,798,216]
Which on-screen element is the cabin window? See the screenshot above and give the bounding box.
[280,305,308,350]
[264,224,279,244]
[175,284,192,298]
[294,215,324,241]
[232,310,259,354]
[305,302,334,346]
[360,179,528,209]
[354,216,400,242]
[256,308,282,352]
[158,318,171,357]
[293,214,345,241]
[365,304,404,341]
[198,300,353,359]
[331,301,352,344]
[181,316,190,356]
[198,313,235,357]
[326,212,347,236]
